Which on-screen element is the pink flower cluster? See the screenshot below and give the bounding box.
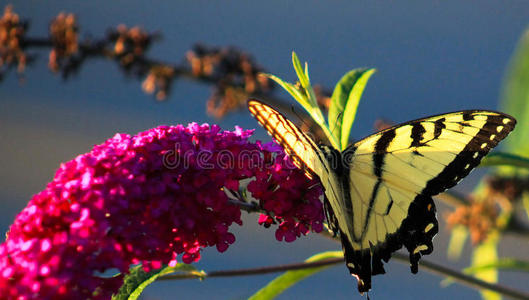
[0,123,323,299]
[248,143,324,242]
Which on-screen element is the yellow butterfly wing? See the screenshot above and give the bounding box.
[337,110,516,291]
[248,99,328,179]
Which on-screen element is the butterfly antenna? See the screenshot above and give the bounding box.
[330,112,343,137]
[291,105,335,145]
[290,105,312,131]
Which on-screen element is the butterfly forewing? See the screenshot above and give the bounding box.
[247,99,327,178]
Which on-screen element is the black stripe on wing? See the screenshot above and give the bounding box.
[424,113,516,195]
[359,129,397,241]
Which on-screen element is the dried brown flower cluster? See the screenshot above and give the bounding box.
[1,5,322,121]
[49,12,78,72]
[445,175,528,244]
[142,65,175,100]
[186,44,272,118]
[0,5,27,76]
[110,25,152,68]
[2,5,280,115]
[446,196,499,244]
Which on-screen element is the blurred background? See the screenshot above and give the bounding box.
[2,1,529,299]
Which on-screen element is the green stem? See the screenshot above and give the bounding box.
[159,255,529,300]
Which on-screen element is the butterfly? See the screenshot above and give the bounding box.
[247,99,516,293]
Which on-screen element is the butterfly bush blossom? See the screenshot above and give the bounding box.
[0,123,323,299]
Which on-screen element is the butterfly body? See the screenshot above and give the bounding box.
[247,99,516,293]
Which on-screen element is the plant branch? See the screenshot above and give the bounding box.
[159,255,529,300]
[227,198,262,213]
[3,5,330,140]
[394,252,529,300]
[160,258,342,280]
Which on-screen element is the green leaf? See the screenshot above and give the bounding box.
[264,62,340,149]
[304,62,310,83]
[264,73,312,114]
[112,264,200,300]
[291,54,316,105]
[248,251,343,300]
[338,69,376,150]
[471,233,500,300]
[330,69,367,135]
[464,258,529,274]
[480,152,529,170]
[447,225,468,261]
[291,52,323,125]
[281,52,338,148]
[292,53,308,85]
[499,27,529,176]
[328,68,376,150]
[330,69,365,146]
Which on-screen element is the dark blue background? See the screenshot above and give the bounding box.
[2,1,529,299]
